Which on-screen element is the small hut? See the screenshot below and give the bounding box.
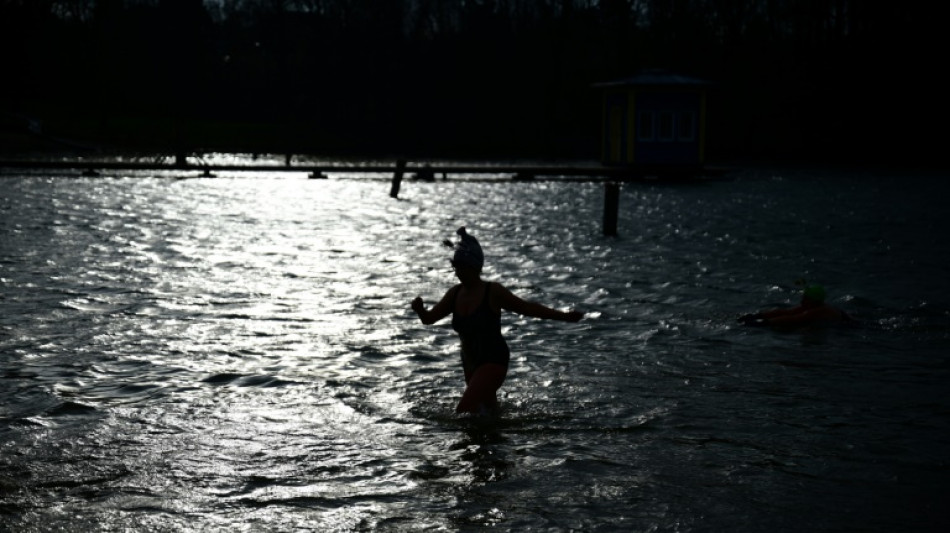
[594,70,711,171]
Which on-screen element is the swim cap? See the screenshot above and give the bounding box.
[448,227,484,270]
[802,285,826,303]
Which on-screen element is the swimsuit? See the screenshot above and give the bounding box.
[451,282,510,375]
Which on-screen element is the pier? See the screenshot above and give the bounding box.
[0,158,724,181]
[0,157,729,236]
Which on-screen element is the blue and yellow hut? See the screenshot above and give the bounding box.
[595,70,711,170]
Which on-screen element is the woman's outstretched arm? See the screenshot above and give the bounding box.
[494,283,583,322]
[411,286,458,325]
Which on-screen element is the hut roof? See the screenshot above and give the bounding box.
[593,69,712,88]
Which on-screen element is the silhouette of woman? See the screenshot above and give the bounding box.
[411,227,584,414]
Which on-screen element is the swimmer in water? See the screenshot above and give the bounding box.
[739,284,852,328]
[411,227,584,415]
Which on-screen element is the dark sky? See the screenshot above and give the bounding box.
[0,0,945,162]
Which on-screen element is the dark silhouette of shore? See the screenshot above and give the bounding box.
[1,2,944,165]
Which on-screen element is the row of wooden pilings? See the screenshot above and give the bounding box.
[0,156,627,236]
[388,159,622,236]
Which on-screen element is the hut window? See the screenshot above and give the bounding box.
[637,111,654,141]
[678,112,695,141]
[658,112,675,141]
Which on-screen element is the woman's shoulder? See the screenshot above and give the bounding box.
[487,281,517,302]
[487,280,510,292]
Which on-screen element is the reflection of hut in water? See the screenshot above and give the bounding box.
[594,70,711,172]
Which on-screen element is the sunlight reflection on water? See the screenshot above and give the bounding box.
[2,169,950,531]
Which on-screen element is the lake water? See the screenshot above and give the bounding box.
[2,163,949,532]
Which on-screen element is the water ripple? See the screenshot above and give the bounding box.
[2,171,950,531]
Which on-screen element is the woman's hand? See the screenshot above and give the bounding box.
[737,313,763,325]
[737,313,767,326]
[411,297,425,314]
[563,310,584,322]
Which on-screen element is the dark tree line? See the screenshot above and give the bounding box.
[1,0,944,161]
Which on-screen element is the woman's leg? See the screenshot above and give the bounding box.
[457,363,507,414]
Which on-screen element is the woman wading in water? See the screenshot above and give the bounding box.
[411,227,584,415]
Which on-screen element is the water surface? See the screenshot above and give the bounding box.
[2,166,949,531]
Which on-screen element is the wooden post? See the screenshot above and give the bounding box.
[603,182,620,236]
[390,159,406,198]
